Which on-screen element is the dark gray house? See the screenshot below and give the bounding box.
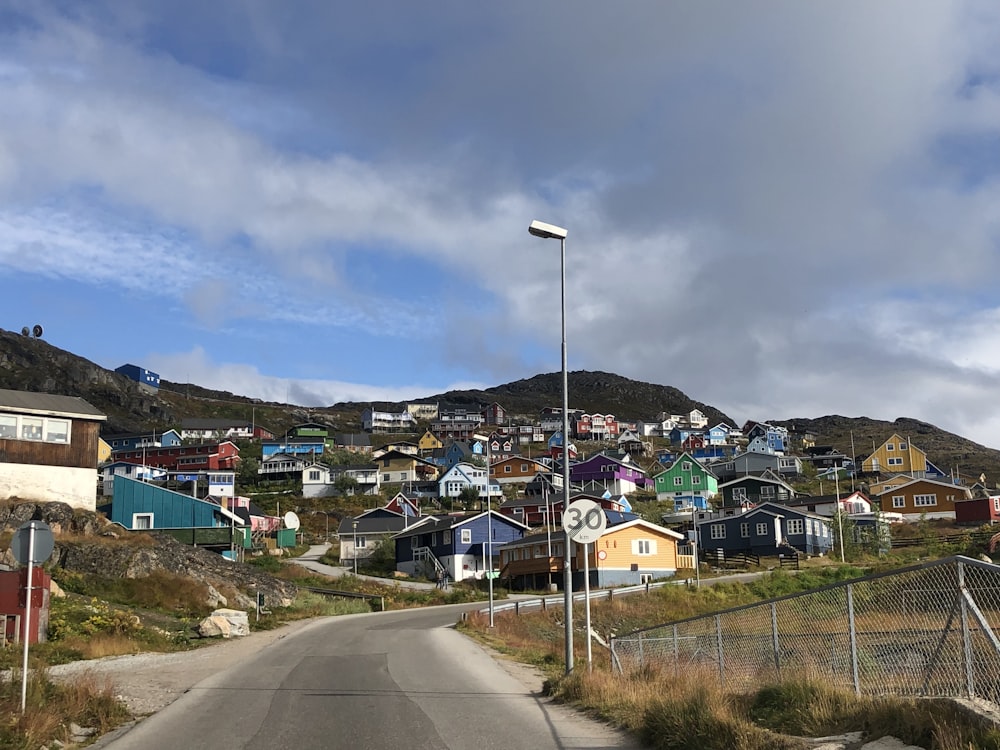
[698,502,833,557]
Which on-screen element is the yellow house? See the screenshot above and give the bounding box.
[499,518,684,590]
[876,477,972,521]
[375,449,440,484]
[418,430,443,453]
[97,437,112,464]
[861,434,939,477]
[867,474,911,496]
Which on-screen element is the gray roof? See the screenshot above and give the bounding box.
[181,418,250,429]
[0,388,106,420]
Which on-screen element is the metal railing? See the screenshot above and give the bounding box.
[479,580,678,616]
[610,556,1000,702]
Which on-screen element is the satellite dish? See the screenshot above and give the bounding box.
[20,327,29,336]
[32,324,43,338]
[283,511,301,530]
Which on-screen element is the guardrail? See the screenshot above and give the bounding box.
[477,580,682,616]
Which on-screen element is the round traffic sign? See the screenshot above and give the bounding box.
[597,549,607,561]
[10,520,55,565]
[562,499,607,544]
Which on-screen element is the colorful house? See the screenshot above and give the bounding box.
[569,452,651,495]
[393,511,528,582]
[698,502,833,557]
[875,478,972,521]
[498,515,683,590]
[653,452,718,510]
[861,434,946,478]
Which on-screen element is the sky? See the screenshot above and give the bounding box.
[2,2,1000,444]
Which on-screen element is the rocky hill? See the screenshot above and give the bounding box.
[2,325,1000,483]
[0,500,296,607]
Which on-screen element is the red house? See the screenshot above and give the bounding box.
[111,441,240,471]
[954,496,1000,525]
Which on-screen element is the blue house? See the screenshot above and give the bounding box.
[393,511,528,583]
[104,429,182,452]
[697,502,833,558]
[115,363,160,390]
[261,437,325,459]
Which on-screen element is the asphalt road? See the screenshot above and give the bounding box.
[101,603,644,750]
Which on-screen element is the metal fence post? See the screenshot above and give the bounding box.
[638,631,645,669]
[847,583,860,695]
[716,615,725,686]
[770,602,780,677]
[959,561,975,697]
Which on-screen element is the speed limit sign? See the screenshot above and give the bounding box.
[562,499,607,543]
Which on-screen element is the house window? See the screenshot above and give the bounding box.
[887,457,903,466]
[892,496,906,508]
[914,494,937,507]
[674,477,684,486]
[504,466,512,473]
[443,530,451,543]
[640,573,653,584]
[787,519,804,535]
[45,418,70,443]
[132,513,153,530]
[308,470,320,481]
[886,443,895,451]
[994,498,1000,513]
[740,523,750,538]
[521,464,528,472]
[733,487,747,501]
[432,532,438,545]
[760,486,775,497]
[383,473,391,482]
[357,536,367,548]
[899,442,907,450]
[756,523,768,536]
[692,476,701,485]
[0,415,16,439]
[400,472,407,481]
[681,462,691,472]
[21,416,43,441]
[461,528,472,544]
[411,537,418,549]
[635,540,651,555]
[710,524,725,540]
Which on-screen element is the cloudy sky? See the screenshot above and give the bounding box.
[2,2,1000,443]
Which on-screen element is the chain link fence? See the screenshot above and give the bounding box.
[610,556,1000,701]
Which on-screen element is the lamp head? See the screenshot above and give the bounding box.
[528,220,567,240]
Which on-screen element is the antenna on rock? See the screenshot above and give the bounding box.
[32,324,43,338]
[20,327,29,336]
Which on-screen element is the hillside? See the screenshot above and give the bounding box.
[2,327,1000,483]
[774,415,1000,488]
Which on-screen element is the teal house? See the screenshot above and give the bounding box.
[653,452,718,511]
[109,476,244,548]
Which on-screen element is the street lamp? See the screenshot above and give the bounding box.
[352,520,359,575]
[528,219,573,675]
[473,432,495,628]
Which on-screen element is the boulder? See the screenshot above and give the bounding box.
[198,608,249,639]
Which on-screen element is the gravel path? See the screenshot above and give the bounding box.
[47,618,323,717]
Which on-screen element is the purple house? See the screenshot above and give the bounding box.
[569,452,652,495]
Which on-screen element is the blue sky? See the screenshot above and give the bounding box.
[3,1,1000,444]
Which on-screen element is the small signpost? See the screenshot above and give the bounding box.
[562,500,607,671]
[11,520,54,713]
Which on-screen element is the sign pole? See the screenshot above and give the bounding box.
[584,541,592,671]
[20,523,35,713]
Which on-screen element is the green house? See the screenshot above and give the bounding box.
[652,452,718,511]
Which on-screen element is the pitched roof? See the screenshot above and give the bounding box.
[0,388,106,420]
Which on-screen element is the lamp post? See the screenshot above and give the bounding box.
[352,520,358,575]
[474,433,495,628]
[528,219,572,674]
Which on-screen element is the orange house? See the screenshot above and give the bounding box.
[492,456,550,486]
[498,517,683,590]
[876,478,972,521]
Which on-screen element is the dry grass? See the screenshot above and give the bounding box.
[0,670,130,750]
[54,633,145,660]
[462,576,1000,750]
